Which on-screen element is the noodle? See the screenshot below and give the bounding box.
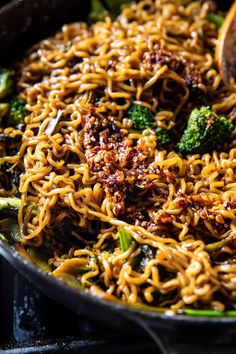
[2,0,236,312]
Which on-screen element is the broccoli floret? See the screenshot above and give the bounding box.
[8,98,25,127]
[177,106,234,154]
[89,0,108,23]
[0,68,15,100]
[126,104,154,131]
[106,0,133,17]
[156,127,171,147]
[89,0,131,22]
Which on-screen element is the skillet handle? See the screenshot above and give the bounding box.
[156,334,236,354]
[124,313,236,354]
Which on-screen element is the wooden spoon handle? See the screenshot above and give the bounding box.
[216,0,236,85]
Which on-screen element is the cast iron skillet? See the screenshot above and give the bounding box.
[0,1,236,353]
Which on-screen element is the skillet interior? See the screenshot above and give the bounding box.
[1,1,236,352]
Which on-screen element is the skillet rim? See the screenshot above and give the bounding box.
[1,239,236,324]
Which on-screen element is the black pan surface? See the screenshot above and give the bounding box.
[0,1,236,353]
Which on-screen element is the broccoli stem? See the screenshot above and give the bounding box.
[118,227,133,252]
[0,197,21,211]
[0,103,10,122]
[182,309,236,317]
[28,248,52,273]
[0,198,39,219]
[205,233,234,253]
[0,232,7,242]
[205,239,227,253]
